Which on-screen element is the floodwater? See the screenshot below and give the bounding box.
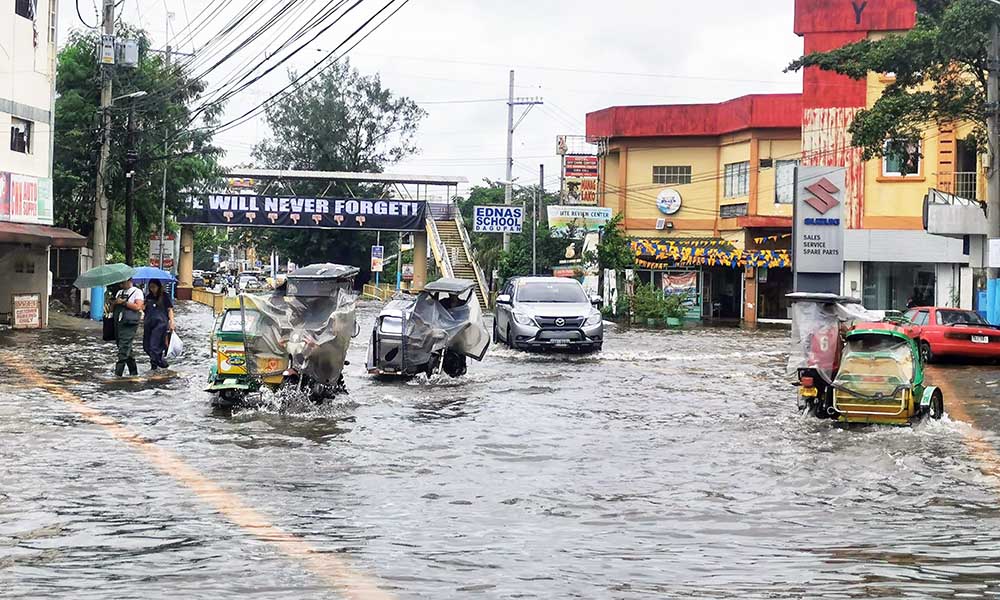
[2,300,1000,599]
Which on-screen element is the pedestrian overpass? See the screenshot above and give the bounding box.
[175,169,490,311]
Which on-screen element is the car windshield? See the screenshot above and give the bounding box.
[938,310,987,326]
[517,281,589,303]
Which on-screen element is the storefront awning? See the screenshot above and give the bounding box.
[0,222,87,248]
[632,238,791,269]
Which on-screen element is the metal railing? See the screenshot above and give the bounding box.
[362,283,395,302]
[939,171,979,201]
[425,215,455,279]
[454,212,492,310]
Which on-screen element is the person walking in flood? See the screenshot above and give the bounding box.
[142,279,175,370]
[114,278,145,377]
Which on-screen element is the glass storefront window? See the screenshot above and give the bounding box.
[862,262,936,311]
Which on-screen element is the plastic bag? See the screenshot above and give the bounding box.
[166,332,184,360]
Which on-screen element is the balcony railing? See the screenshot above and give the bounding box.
[938,172,979,202]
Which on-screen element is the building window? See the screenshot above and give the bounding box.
[653,165,692,185]
[10,118,32,154]
[15,0,33,19]
[862,262,936,311]
[14,258,36,274]
[724,161,750,198]
[882,139,921,177]
[775,159,800,204]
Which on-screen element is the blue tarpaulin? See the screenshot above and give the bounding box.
[989,279,1000,326]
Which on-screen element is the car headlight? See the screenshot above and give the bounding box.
[512,311,537,327]
[585,311,603,326]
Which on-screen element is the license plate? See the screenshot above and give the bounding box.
[972,335,990,344]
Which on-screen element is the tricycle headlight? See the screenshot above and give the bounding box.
[512,311,537,327]
[584,311,603,327]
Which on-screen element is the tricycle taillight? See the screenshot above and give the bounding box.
[801,376,815,387]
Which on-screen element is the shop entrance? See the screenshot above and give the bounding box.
[757,267,793,320]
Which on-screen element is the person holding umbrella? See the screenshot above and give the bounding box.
[113,277,145,376]
[142,279,174,369]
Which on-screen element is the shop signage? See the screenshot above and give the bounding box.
[178,194,426,231]
[371,245,384,272]
[564,155,598,178]
[149,235,176,269]
[473,205,523,233]
[547,206,613,236]
[12,293,41,329]
[656,188,683,215]
[562,177,598,205]
[662,272,697,296]
[0,173,53,225]
[794,167,845,274]
[720,203,748,219]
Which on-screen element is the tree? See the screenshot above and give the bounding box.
[251,60,426,276]
[54,27,223,263]
[786,0,999,165]
[588,212,634,272]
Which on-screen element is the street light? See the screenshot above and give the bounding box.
[111,90,147,103]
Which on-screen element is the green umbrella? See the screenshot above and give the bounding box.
[74,263,136,289]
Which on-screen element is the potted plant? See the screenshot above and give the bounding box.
[663,293,690,328]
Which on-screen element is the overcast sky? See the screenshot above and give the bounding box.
[58,0,804,198]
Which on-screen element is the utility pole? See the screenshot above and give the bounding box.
[124,102,137,265]
[159,44,171,272]
[989,20,1000,278]
[503,70,543,251]
[534,163,543,276]
[93,0,115,267]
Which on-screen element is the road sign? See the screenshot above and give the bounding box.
[371,245,384,272]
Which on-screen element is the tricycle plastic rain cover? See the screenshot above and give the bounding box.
[833,336,914,398]
[401,292,490,366]
[239,287,356,386]
[787,300,880,383]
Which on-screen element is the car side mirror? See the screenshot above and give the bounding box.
[496,294,512,305]
[591,295,603,306]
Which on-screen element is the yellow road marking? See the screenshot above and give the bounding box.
[4,357,394,600]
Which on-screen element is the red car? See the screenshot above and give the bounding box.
[902,307,1000,363]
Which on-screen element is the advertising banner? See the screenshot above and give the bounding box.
[178,194,426,231]
[562,177,598,205]
[0,172,9,221]
[473,205,523,233]
[662,272,697,296]
[793,167,846,274]
[989,239,1000,269]
[371,245,384,272]
[149,235,176,269]
[402,264,415,281]
[9,174,39,224]
[12,293,42,329]
[37,178,53,224]
[547,206,612,235]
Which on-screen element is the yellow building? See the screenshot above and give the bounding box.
[585,0,985,324]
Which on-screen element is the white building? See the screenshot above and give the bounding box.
[1,0,86,328]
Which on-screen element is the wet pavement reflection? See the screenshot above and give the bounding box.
[2,300,1000,598]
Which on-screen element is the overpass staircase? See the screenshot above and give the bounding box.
[426,204,491,312]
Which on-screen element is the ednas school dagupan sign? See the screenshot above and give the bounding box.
[178,194,427,231]
[473,205,523,233]
[793,166,846,274]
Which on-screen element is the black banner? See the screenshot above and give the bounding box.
[177,194,427,231]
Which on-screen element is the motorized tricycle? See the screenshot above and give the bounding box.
[788,292,944,425]
[206,263,359,407]
[366,278,489,378]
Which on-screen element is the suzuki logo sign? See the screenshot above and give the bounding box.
[794,167,846,276]
[804,178,841,215]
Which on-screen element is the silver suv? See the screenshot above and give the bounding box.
[494,277,603,352]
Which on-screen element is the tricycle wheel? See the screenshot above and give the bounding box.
[930,389,944,420]
[919,341,935,364]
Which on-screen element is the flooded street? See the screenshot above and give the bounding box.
[3,300,1000,599]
